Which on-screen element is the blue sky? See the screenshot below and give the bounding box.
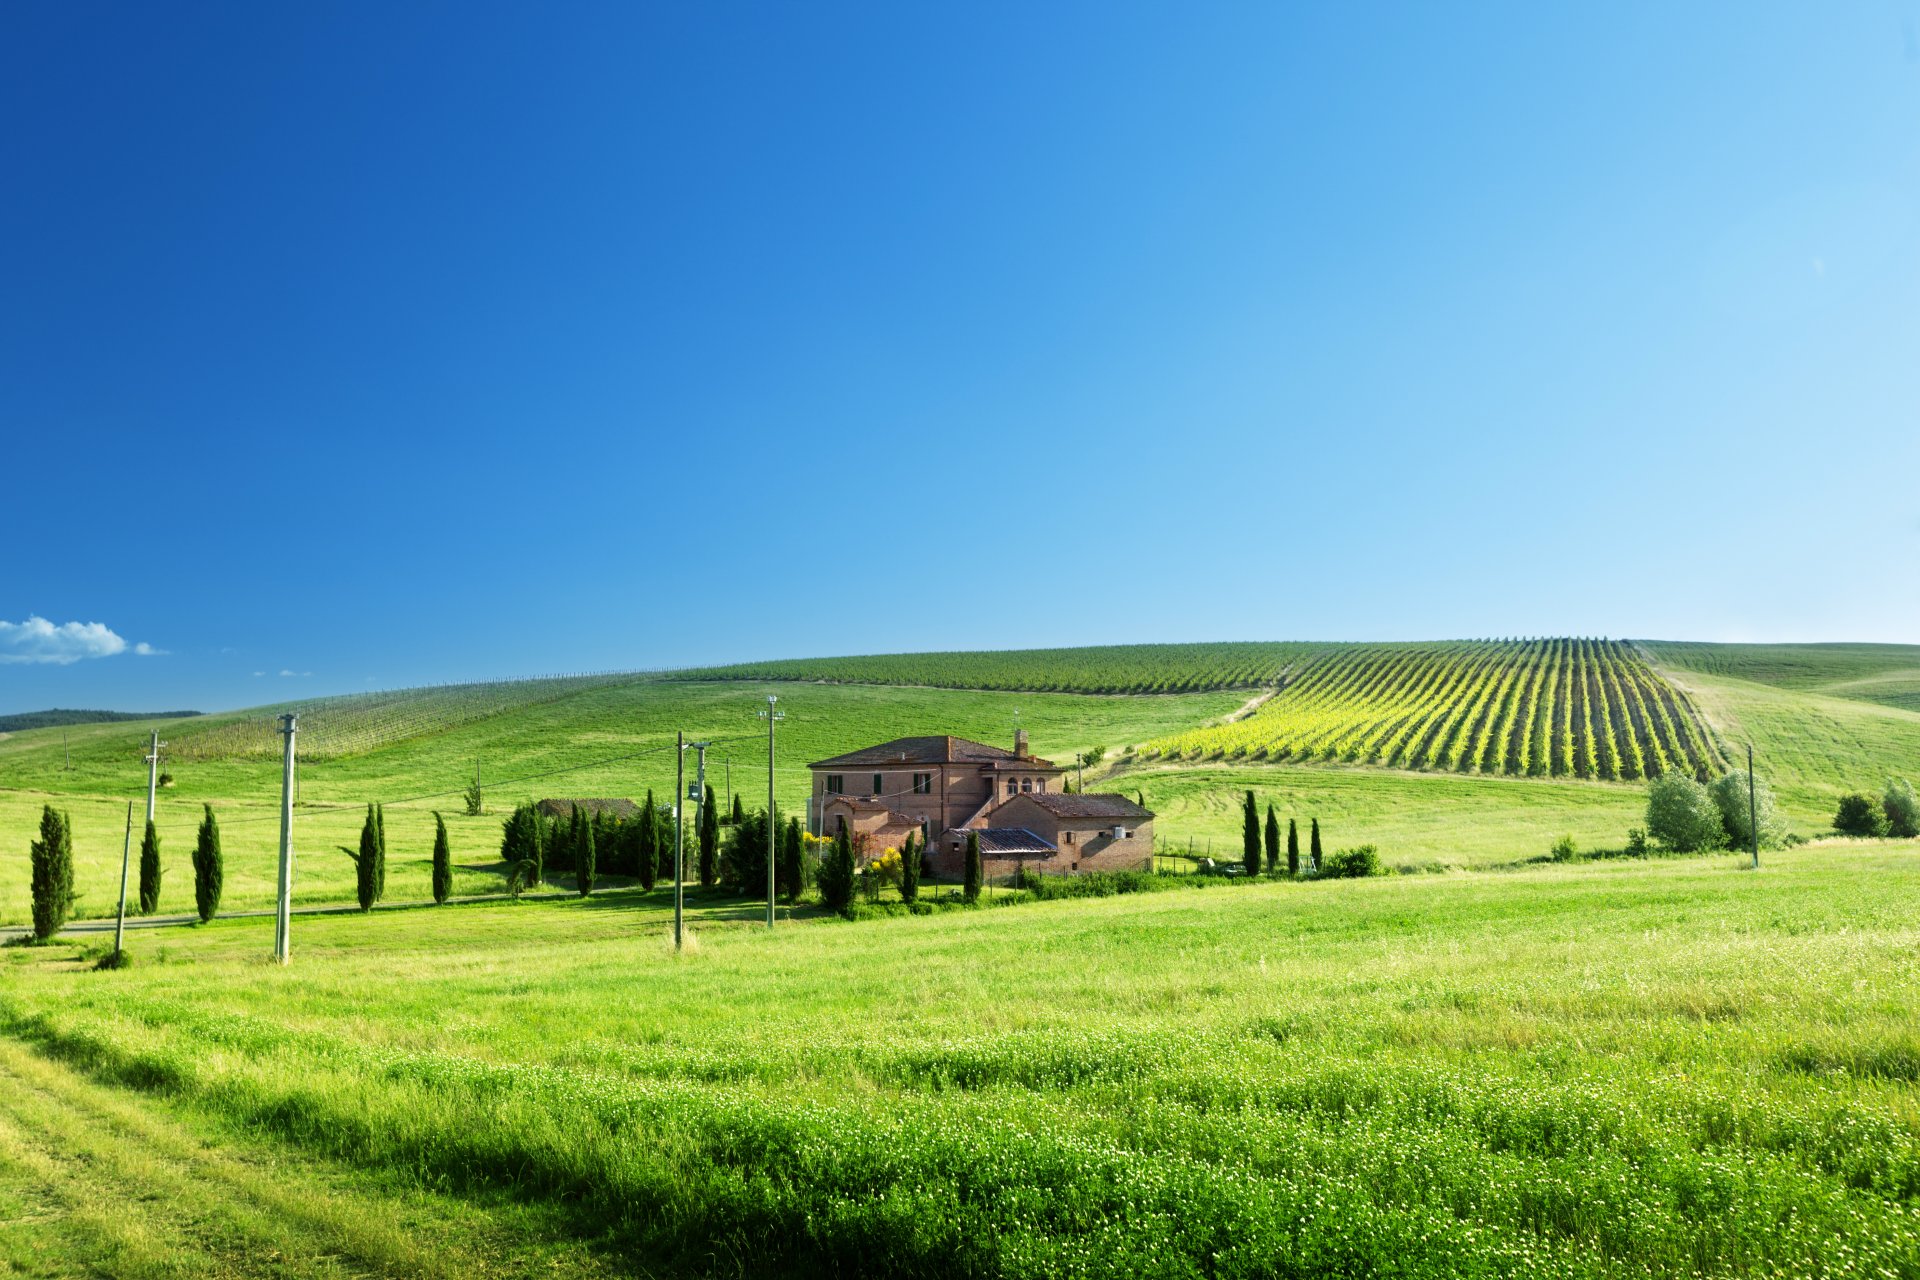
[4,3,1917,713]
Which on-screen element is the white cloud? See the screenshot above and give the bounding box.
[133,642,165,656]
[0,616,147,665]
[279,669,312,678]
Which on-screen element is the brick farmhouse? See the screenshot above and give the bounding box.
[809,730,1154,880]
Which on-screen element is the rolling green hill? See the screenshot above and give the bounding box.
[1644,640,1920,713]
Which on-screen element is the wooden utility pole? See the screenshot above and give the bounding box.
[273,715,296,964]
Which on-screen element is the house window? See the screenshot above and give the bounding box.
[1021,778,1032,793]
[1037,779,1046,793]
[825,775,844,795]
[1006,780,1017,797]
[872,773,883,795]
[912,773,932,795]
[1065,830,1076,845]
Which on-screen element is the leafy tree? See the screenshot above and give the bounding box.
[138,818,162,914]
[1647,773,1725,852]
[819,825,856,916]
[192,804,222,923]
[1287,818,1300,876]
[1241,791,1261,876]
[1834,793,1889,838]
[1309,818,1323,872]
[431,812,452,904]
[577,813,596,896]
[1708,770,1787,851]
[1264,804,1280,874]
[721,807,779,893]
[900,830,922,904]
[963,831,983,904]
[503,857,539,897]
[779,817,804,901]
[29,805,74,941]
[344,804,381,911]
[1882,778,1920,839]
[699,785,720,888]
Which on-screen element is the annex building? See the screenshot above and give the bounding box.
[808,731,1154,879]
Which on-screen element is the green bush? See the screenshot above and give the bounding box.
[1624,827,1650,857]
[1646,773,1724,853]
[1883,778,1920,839]
[1550,835,1579,862]
[1320,845,1380,878]
[1708,770,1788,850]
[1834,793,1889,838]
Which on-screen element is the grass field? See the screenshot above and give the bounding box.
[0,848,1915,1277]
[1646,640,1920,713]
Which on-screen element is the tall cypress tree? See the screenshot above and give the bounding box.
[374,804,388,900]
[1242,791,1261,877]
[820,825,855,916]
[654,800,675,882]
[1287,818,1300,876]
[699,784,719,888]
[29,805,74,942]
[900,830,922,904]
[431,812,452,905]
[192,804,223,923]
[731,792,745,825]
[1309,818,1323,873]
[780,817,803,901]
[138,818,163,914]
[578,814,596,896]
[636,795,658,891]
[963,831,983,904]
[1264,804,1280,874]
[352,804,379,910]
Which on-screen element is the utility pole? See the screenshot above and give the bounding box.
[674,731,685,951]
[759,696,783,928]
[143,731,166,829]
[112,801,133,959]
[1748,742,1760,870]
[274,714,297,964]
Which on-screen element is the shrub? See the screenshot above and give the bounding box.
[1550,834,1579,862]
[1646,773,1724,853]
[464,766,483,817]
[29,805,74,941]
[1625,827,1650,857]
[1321,845,1380,878]
[192,804,222,923]
[431,813,452,905]
[1708,770,1788,850]
[1883,778,1919,839]
[138,819,162,915]
[1834,793,1889,838]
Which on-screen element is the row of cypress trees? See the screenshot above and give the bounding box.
[1241,791,1323,876]
[24,802,230,942]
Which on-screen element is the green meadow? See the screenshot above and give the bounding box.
[0,847,1916,1277]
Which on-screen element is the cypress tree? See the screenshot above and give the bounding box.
[654,801,675,883]
[636,795,658,891]
[1264,804,1280,874]
[820,825,855,916]
[578,814,596,896]
[353,804,379,910]
[780,817,803,901]
[900,830,922,904]
[732,792,745,825]
[431,812,452,905]
[138,818,163,914]
[192,804,223,923]
[1287,818,1300,876]
[699,784,719,888]
[963,831,983,904]
[1309,818,1323,873]
[1242,791,1261,877]
[29,804,74,942]
[374,803,388,900]
[531,809,547,887]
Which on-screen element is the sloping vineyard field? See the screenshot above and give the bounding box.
[674,642,1336,694]
[165,672,654,762]
[1150,638,1727,780]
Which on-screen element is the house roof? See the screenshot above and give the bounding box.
[955,827,1058,856]
[1003,792,1154,821]
[535,798,641,821]
[810,735,1055,769]
[819,794,923,826]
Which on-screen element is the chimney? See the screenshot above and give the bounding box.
[1015,728,1029,758]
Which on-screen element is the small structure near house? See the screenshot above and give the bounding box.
[810,731,1153,880]
[534,798,641,823]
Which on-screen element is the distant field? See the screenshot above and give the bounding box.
[1645,640,1920,713]
[2,848,1915,1277]
[1147,638,1724,781]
